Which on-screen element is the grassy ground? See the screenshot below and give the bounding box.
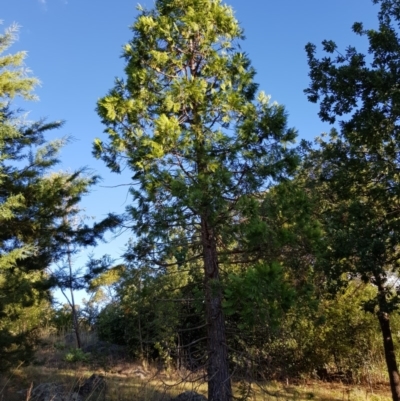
[0,363,393,401]
[0,330,393,401]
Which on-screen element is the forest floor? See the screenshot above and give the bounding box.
[0,367,392,401]
[0,330,393,401]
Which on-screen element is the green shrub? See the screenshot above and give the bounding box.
[64,347,89,363]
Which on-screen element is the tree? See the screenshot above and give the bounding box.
[0,24,118,367]
[304,1,400,399]
[53,213,116,350]
[95,0,297,399]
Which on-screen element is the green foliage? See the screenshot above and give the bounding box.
[0,23,38,103]
[95,255,205,368]
[0,24,119,369]
[95,0,298,268]
[96,303,127,346]
[237,281,386,381]
[304,1,400,395]
[63,347,89,363]
[315,283,380,372]
[304,0,400,311]
[51,305,74,333]
[0,295,51,369]
[96,3,298,395]
[224,262,295,331]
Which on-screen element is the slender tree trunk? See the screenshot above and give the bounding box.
[71,304,82,349]
[377,281,400,401]
[201,217,232,401]
[68,250,82,349]
[137,279,145,362]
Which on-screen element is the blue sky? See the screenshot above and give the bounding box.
[3,0,379,302]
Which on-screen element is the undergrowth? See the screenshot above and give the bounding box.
[0,329,393,401]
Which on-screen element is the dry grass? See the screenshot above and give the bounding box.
[0,367,393,401]
[0,366,205,401]
[0,330,393,401]
[249,381,392,401]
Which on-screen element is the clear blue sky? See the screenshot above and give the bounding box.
[3,0,379,301]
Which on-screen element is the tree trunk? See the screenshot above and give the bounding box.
[377,310,400,401]
[71,305,82,349]
[137,278,144,361]
[67,243,81,349]
[201,218,232,401]
[376,281,400,401]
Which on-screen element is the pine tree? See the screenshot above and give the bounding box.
[0,24,118,367]
[95,1,298,399]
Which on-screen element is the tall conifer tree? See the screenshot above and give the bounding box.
[95,1,297,399]
[0,24,118,367]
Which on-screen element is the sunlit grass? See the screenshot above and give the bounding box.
[0,367,393,401]
[0,329,393,401]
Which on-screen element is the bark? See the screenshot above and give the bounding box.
[67,243,81,349]
[377,282,400,401]
[138,279,144,360]
[201,217,232,401]
[192,37,232,398]
[71,305,82,349]
[59,284,81,349]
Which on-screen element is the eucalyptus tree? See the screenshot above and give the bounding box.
[95,0,298,399]
[304,1,400,399]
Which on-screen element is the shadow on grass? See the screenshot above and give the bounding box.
[0,370,394,401]
[239,381,392,401]
[0,366,207,401]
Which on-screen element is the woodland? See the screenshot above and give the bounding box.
[2,0,400,400]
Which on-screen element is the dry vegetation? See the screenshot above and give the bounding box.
[0,330,393,401]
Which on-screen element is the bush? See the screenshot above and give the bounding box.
[64,347,89,363]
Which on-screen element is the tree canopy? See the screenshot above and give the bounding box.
[95,0,298,399]
[0,23,118,367]
[3,2,400,400]
[304,0,400,399]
